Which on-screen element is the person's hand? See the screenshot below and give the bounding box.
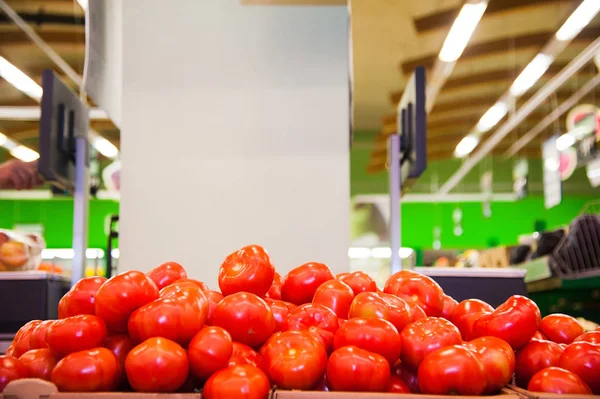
[0,159,43,190]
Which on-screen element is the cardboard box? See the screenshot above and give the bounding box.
[507,385,600,399]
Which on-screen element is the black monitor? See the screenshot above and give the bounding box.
[38,70,89,192]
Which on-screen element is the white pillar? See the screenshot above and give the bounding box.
[119,0,350,287]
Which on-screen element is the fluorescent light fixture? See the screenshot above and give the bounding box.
[510,54,553,96]
[0,57,43,101]
[2,138,18,151]
[454,135,479,158]
[348,247,371,259]
[371,247,392,259]
[556,133,576,151]
[439,1,488,62]
[93,136,119,159]
[477,102,508,132]
[556,0,600,41]
[41,248,105,260]
[0,133,6,146]
[347,247,414,259]
[9,145,39,162]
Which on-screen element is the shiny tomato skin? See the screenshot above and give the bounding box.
[12,320,42,358]
[387,374,411,393]
[384,270,444,317]
[173,278,210,292]
[128,285,208,346]
[211,292,275,348]
[228,342,268,374]
[283,303,338,352]
[418,345,486,395]
[514,339,564,387]
[452,299,494,340]
[400,317,462,370]
[326,346,390,392]
[95,271,159,333]
[312,279,354,319]
[58,277,106,319]
[51,347,119,392]
[265,272,282,300]
[188,326,233,379]
[472,295,539,350]
[392,361,420,393]
[406,300,427,322]
[559,341,600,394]
[146,261,187,290]
[203,364,270,399]
[574,330,600,345]
[379,293,413,332]
[539,314,585,344]
[206,290,224,324]
[262,330,327,390]
[125,337,188,392]
[264,298,294,332]
[532,331,548,341]
[333,317,401,365]
[18,348,58,380]
[528,367,592,394]
[348,292,390,320]
[440,294,458,320]
[29,320,54,349]
[465,336,515,393]
[219,245,275,297]
[46,315,107,358]
[339,271,377,295]
[281,262,334,305]
[104,335,134,371]
[0,355,28,392]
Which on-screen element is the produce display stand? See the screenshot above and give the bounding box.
[508,385,600,399]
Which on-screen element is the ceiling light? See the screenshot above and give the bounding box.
[10,145,40,162]
[0,57,43,101]
[455,135,479,158]
[477,102,508,132]
[439,1,488,63]
[510,54,553,96]
[93,137,119,159]
[0,133,6,146]
[556,133,576,151]
[556,0,600,41]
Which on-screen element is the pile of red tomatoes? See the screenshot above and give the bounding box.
[1,244,599,398]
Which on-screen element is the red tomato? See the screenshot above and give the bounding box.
[333,317,401,365]
[559,341,600,394]
[211,292,275,348]
[228,342,267,374]
[348,292,390,320]
[336,272,350,280]
[262,330,327,390]
[406,299,427,322]
[265,272,282,300]
[440,294,458,320]
[3,346,15,357]
[472,295,539,350]
[203,365,270,399]
[283,303,338,352]
[18,348,58,380]
[326,346,390,392]
[574,330,600,345]
[451,299,494,341]
[146,261,187,290]
[11,320,42,358]
[173,278,210,292]
[281,262,334,305]
[387,374,411,393]
[400,317,462,370]
[384,270,444,317]
[95,271,159,333]
[339,271,377,295]
[514,339,564,387]
[128,285,208,346]
[312,279,354,319]
[0,355,28,392]
[104,334,133,387]
[532,331,548,341]
[58,276,106,318]
[218,245,275,297]
[51,347,119,392]
[539,314,585,344]
[465,336,515,393]
[125,337,188,392]
[392,361,420,393]
[188,326,233,380]
[46,315,107,358]
[205,290,224,324]
[418,345,486,395]
[29,320,55,349]
[379,293,413,332]
[528,367,591,394]
[264,298,294,332]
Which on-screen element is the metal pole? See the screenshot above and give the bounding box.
[389,134,401,273]
[71,135,89,286]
